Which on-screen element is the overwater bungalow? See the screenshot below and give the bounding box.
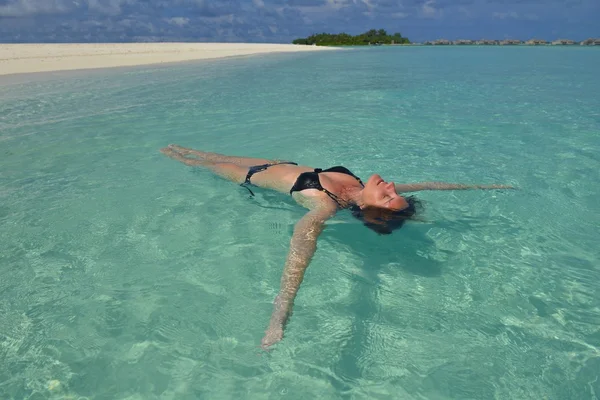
[453,39,474,45]
[525,39,548,45]
[580,38,600,45]
[551,39,576,45]
[499,39,522,45]
[475,39,499,45]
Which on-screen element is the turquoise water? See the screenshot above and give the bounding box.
[1,47,599,399]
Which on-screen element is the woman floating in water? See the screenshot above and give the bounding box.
[160,144,514,349]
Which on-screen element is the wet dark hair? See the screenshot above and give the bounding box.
[350,195,422,235]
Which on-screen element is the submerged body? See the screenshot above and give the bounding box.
[160,144,514,349]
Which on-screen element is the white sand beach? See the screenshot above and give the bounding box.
[0,43,337,76]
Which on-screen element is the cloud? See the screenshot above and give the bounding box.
[0,0,73,17]
[87,0,135,16]
[420,0,443,18]
[0,0,139,17]
[492,10,519,18]
[165,16,189,26]
[457,6,472,17]
[492,10,539,19]
[287,0,326,6]
[0,0,598,43]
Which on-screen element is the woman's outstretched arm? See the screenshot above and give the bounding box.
[261,204,337,350]
[394,182,516,193]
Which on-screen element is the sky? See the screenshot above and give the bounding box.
[0,0,598,43]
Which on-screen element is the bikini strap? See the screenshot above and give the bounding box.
[241,161,298,196]
[313,168,347,207]
[321,166,364,186]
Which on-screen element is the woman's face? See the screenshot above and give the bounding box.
[362,174,408,210]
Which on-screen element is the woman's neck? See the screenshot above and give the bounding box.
[342,185,365,209]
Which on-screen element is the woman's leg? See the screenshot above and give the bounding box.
[160,147,247,183]
[167,144,288,167]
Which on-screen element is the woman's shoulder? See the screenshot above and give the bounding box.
[322,165,353,174]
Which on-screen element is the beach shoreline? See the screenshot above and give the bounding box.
[0,43,338,77]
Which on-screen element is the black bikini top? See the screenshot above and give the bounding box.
[290,166,364,208]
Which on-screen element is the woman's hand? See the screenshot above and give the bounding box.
[261,325,284,350]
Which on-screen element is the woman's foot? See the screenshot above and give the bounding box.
[168,144,194,156]
[160,146,176,156]
[160,147,205,166]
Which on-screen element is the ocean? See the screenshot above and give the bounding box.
[1,46,599,399]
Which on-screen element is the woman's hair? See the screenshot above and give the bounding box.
[350,195,422,235]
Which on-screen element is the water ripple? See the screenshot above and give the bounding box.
[0,47,599,399]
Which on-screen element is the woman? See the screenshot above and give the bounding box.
[160,144,514,349]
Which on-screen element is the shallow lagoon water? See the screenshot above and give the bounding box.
[1,47,599,399]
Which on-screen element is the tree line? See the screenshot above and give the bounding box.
[292,29,410,46]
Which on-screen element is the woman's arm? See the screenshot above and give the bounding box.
[261,205,336,349]
[394,182,516,193]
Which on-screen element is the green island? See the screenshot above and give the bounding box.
[292,29,410,46]
[292,30,600,47]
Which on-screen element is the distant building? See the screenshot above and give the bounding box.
[551,39,576,45]
[499,39,522,45]
[475,39,499,45]
[580,38,600,45]
[525,39,548,45]
[416,37,594,47]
